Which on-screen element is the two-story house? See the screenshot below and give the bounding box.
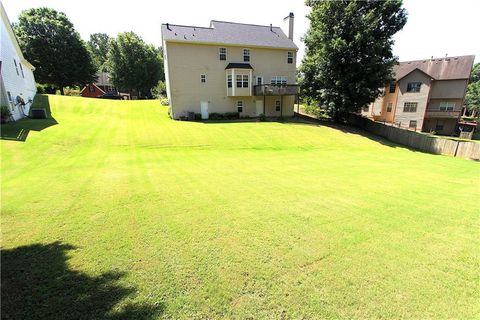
[363,55,475,136]
[161,13,299,120]
[0,1,36,121]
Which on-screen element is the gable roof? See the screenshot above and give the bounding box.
[0,2,35,70]
[161,20,297,50]
[394,55,475,81]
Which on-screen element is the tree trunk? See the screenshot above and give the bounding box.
[60,86,65,95]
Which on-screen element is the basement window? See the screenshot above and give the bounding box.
[275,100,281,112]
[200,74,206,83]
[409,120,417,129]
[435,120,444,131]
[237,101,243,113]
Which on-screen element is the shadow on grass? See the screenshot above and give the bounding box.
[1,242,163,319]
[0,95,58,142]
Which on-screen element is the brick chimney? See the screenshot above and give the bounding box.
[283,12,294,40]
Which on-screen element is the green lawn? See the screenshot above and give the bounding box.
[1,95,479,319]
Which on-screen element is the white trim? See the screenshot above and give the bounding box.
[232,69,235,96]
[165,39,298,51]
[249,69,252,95]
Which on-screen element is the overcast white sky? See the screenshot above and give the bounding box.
[3,0,479,64]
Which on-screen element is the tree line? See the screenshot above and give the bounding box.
[13,7,164,98]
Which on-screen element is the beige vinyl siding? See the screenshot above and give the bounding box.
[164,41,296,118]
[430,79,469,99]
[394,70,431,130]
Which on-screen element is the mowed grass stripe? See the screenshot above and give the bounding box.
[1,95,479,319]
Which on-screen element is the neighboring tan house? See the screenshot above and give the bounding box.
[161,13,299,120]
[0,1,36,121]
[363,55,475,136]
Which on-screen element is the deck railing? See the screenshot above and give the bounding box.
[254,84,300,96]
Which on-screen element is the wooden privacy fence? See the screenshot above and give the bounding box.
[345,114,480,160]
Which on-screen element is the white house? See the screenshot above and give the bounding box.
[0,1,36,121]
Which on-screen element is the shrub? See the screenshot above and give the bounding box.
[258,113,266,122]
[224,112,239,120]
[64,86,80,96]
[167,107,172,119]
[36,83,46,94]
[1,105,12,123]
[304,105,327,119]
[194,113,202,120]
[160,98,169,106]
[209,112,224,120]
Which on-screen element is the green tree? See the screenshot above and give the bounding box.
[14,8,96,95]
[107,32,163,98]
[465,63,480,118]
[301,0,407,121]
[469,62,480,83]
[87,33,110,72]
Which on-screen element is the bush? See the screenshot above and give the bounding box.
[36,83,46,94]
[160,98,169,106]
[224,112,239,120]
[64,86,80,96]
[167,107,172,119]
[1,105,12,123]
[194,113,202,120]
[304,105,328,119]
[209,112,224,120]
[258,113,266,122]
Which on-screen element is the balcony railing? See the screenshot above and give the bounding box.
[254,84,300,96]
[425,109,461,118]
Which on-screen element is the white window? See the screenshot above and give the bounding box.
[7,91,13,102]
[403,102,418,112]
[243,48,250,62]
[219,47,227,60]
[256,76,263,85]
[271,76,287,85]
[439,102,455,111]
[242,75,249,88]
[236,74,248,88]
[237,101,243,113]
[227,75,232,88]
[88,85,95,93]
[287,52,294,64]
[13,59,19,76]
[275,100,281,112]
[19,64,24,78]
[200,74,206,83]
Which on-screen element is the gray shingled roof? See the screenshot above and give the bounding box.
[394,55,475,80]
[161,20,298,50]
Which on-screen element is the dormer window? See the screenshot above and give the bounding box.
[243,48,250,62]
[219,47,227,60]
[287,52,293,64]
